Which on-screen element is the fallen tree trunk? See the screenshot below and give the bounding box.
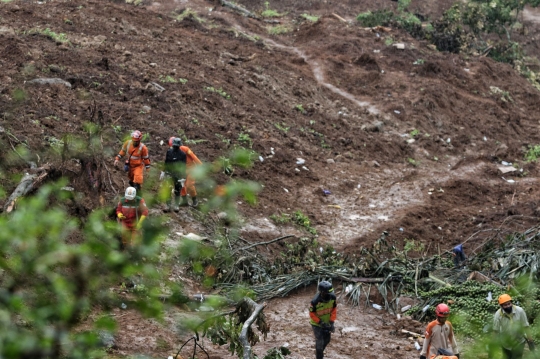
[3,164,51,213]
[3,172,36,213]
[239,298,267,359]
[219,0,259,19]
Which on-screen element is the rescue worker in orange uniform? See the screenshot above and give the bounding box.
[116,186,148,249]
[420,303,460,359]
[493,294,533,359]
[114,130,151,191]
[168,137,202,207]
[309,281,337,359]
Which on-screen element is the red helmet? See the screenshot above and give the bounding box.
[131,130,142,141]
[168,136,175,147]
[435,303,450,317]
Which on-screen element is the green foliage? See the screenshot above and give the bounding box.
[11,88,27,102]
[159,75,178,83]
[301,14,319,22]
[37,28,69,43]
[270,211,317,235]
[176,8,204,22]
[260,346,291,359]
[238,132,253,148]
[525,144,540,162]
[0,182,165,358]
[267,25,291,35]
[407,157,417,166]
[274,122,290,132]
[356,10,395,27]
[294,104,306,113]
[261,1,284,17]
[270,213,290,224]
[292,210,317,235]
[397,0,411,12]
[403,238,424,255]
[409,128,420,137]
[205,86,231,99]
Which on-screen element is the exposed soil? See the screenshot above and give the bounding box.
[2,0,540,357]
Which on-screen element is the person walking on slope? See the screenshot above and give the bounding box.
[160,137,187,212]
[309,281,337,359]
[116,186,148,249]
[114,130,151,191]
[420,303,460,359]
[168,136,202,207]
[493,294,533,359]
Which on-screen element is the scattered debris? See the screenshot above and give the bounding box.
[393,43,405,50]
[145,81,165,92]
[296,158,305,165]
[27,78,72,88]
[498,165,516,174]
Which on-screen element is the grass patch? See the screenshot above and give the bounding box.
[159,75,178,83]
[274,122,290,132]
[205,86,231,99]
[261,1,285,17]
[356,10,394,27]
[407,157,418,166]
[301,13,319,22]
[238,132,253,148]
[267,25,292,35]
[176,8,204,22]
[28,28,69,43]
[525,144,540,162]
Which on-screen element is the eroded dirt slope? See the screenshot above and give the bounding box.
[1,0,540,357]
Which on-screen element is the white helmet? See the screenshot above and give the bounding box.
[125,187,137,200]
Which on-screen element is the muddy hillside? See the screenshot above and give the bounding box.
[1,0,540,358]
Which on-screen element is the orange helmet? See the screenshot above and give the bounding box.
[131,130,142,141]
[435,303,450,317]
[498,294,512,305]
[168,136,175,147]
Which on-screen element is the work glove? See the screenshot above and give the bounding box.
[159,171,165,181]
[136,215,147,230]
[117,213,126,220]
[321,322,333,333]
[114,157,120,166]
[419,356,426,359]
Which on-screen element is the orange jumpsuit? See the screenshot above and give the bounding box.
[116,196,148,248]
[179,145,202,197]
[421,320,459,358]
[116,140,150,185]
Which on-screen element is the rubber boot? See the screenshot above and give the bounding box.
[179,196,189,207]
[191,197,198,207]
[173,195,180,212]
[164,200,171,213]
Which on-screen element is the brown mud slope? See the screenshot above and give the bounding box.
[1,0,540,357]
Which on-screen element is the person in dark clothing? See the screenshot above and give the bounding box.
[160,137,187,212]
[452,244,466,267]
[309,281,337,359]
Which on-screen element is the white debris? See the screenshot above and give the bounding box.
[483,136,487,141]
[259,156,264,162]
[422,304,430,312]
[302,166,309,171]
[283,188,289,193]
[345,284,353,294]
[401,305,412,312]
[486,292,492,302]
[414,342,421,351]
[372,303,383,310]
[394,110,401,114]
[296,158,305,165]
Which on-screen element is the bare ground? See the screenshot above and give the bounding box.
[2,0,540,357]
